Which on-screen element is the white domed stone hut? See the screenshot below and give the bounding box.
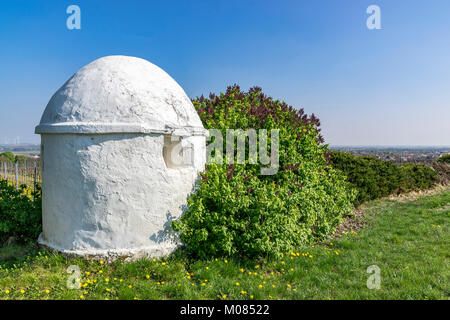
[35,55,207,260]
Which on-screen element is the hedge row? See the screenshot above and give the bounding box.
[328,151,438,205]
[0,181,42,244]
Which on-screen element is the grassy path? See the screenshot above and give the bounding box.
[0,188,448,300]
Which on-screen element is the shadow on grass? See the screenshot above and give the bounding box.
[0,242,41,269]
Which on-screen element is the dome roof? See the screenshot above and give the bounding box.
[35,56,206,136]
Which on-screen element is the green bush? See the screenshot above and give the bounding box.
[0,180,42,244]
[0,152,15,163]
[329,151,438,205]
[433,160,450,185]
[172,85,355,259]
[437,154,450,164]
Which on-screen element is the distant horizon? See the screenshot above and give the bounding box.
[1,143,450,149]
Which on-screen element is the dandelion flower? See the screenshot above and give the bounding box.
[236,282,240,286]
[146,275,150,279]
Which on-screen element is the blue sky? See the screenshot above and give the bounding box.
[0,0,449,145]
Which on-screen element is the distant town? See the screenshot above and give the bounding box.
[330,146,450,165]
[1,143,449,165]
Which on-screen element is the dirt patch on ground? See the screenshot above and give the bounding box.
[386,184,450,203]
[333,209,370,238]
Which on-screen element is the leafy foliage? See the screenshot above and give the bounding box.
[329,151,438,205]
[0,152,15,163]
[172,85,355,259]
[437,154,450,164]
[0,180,42,244]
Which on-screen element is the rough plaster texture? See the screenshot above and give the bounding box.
[35,56,207,260]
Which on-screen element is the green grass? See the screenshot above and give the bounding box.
[0,188,448,300]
